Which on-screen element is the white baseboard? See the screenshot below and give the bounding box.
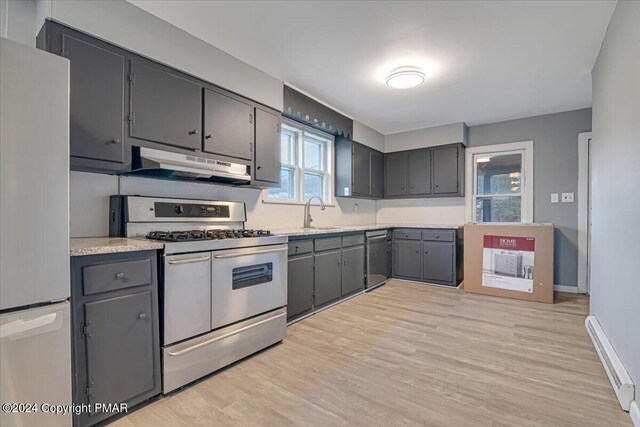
[585,316,635,411]
[554,284,581,293]
[630,400,640,427]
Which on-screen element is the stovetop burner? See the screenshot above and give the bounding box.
[146,229,272,242]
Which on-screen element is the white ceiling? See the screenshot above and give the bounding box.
[129,1,615,135]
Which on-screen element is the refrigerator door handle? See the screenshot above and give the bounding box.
[0,313,57,339]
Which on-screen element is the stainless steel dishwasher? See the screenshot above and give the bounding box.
[366,230,392,290]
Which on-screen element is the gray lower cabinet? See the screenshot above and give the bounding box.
[287,254,314,320]
[314,249,343,307]
[203,88,253,160]
[253,108,281,185]
[393,239,422,279]
[341,245,365,296]
[71,251,161,427]
[287,233,365,322]
[422,242,453,283]
[393,228,463,286]
[129,60,202,151]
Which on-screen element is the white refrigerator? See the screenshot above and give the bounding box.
[0,37,72,427]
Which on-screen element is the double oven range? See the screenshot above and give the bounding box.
[110,196,287,393]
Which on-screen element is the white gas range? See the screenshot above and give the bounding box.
[110,195,287,393]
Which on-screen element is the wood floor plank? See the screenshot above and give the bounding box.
[109,280,631,426]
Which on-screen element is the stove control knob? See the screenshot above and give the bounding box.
[174,205,184,214]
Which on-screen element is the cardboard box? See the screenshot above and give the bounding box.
[463,223,554,303]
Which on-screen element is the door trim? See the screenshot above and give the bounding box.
[577,132,591,294]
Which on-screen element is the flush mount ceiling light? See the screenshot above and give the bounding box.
[385,66,426,89]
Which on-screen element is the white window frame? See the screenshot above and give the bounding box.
[465,140,534,223]
[263,118,334,206]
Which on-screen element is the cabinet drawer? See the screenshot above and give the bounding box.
[288,240,313,256]
[314,237,342,252]
[422,230,454,242]
[342,234,364,247]
[393,229,422,240]
[82,258,152,296]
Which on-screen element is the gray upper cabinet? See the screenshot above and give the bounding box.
[63,35,125,165]
[314,250,342,307]
[203,88,253,160]
[370,150,384,197]
[385,151,408,197]
[335,137,384,199]
[254,108,281,185]
[129,61,202,150]
[433,144,463,195]
[408,148,431,196]
[385,143,464,199]
[352,143,371,196]
[341,245,365,296]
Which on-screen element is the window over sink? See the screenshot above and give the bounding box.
[264,119,334,205]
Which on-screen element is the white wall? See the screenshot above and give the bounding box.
[376,198,465,225]
[589,0,640,394]
[353,121,384,152]
[70,172,376,237]
[0,0,37,47]
[39,0,283,110]
[384,122,467,152]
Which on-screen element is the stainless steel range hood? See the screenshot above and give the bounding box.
[131,147,251,183]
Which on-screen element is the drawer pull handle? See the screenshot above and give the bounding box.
[115,272,125,279]
[138,313,147,320]
[167,311,286,356]
[167,255,211,265]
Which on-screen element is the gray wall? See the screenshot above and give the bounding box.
[467,108,592,287]
[385,122,467,152]
[39,0,283,110]
[589,0,640,392]
[353,121,385,152]
[0,0,37,47]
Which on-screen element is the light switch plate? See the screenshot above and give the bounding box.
[562,192,574,203]
[551,193,559,203]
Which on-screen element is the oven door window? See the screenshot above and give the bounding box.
[232,263,273,289]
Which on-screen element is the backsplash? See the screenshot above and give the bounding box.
[69,171,377,237]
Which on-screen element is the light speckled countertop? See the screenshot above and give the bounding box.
[271,223,464,237]
[70,237,164,257]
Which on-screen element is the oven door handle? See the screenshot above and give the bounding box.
[166,255,211,265]
[367,235,388,242]
[166,311,286,356]
[213,246,287,259]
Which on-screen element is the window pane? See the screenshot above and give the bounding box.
[304,139,324,170]
[475,196,521,222]
[280,133,293,164]
[267,168,295,199]
[476,153,522,195]
[303,172,324,200]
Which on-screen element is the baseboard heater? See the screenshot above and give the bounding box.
[585,315,635,410]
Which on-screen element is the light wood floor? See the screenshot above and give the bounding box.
[111,280,631,426]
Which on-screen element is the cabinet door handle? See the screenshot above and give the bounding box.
[205,134,212,140]
[189,129,199,135]
[424,251,429,254]
[435,185,439,188]
[115,272,125,279]
[257,165,262,170]
[111,138,120,144]
[343,259,347,265]
[249,113,253,124]
[138,313,148,320]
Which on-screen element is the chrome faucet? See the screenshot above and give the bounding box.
[303,196,326,228]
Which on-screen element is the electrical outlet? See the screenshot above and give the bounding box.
[551,193,559,203]
[562,192,574,203]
